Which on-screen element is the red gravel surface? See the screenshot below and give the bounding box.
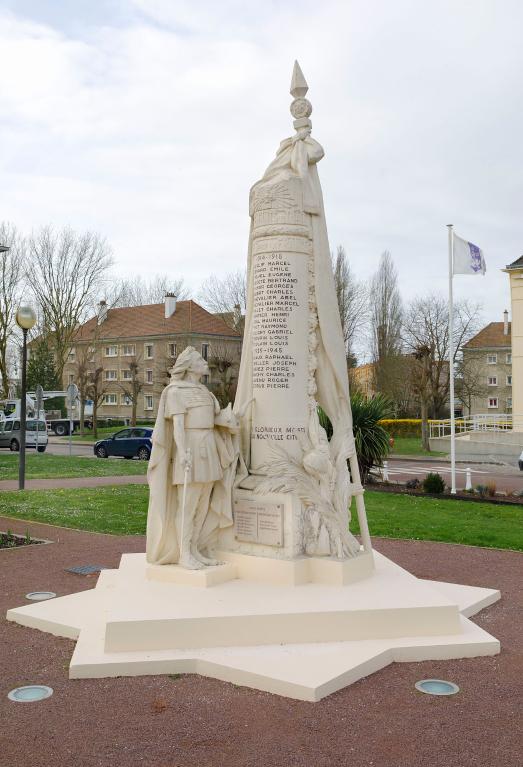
[1,516,521,767]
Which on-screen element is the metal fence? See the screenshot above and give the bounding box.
[429,414,513,439]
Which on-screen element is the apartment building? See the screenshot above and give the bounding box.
[63,295,242,420]
[461,311,512,416]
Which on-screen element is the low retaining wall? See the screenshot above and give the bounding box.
[430,431,523,462]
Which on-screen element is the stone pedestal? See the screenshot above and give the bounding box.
[217,487,304,559]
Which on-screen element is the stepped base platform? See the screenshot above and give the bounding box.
[6,550,500,702]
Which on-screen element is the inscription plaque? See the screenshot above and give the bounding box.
[234,500,284,547]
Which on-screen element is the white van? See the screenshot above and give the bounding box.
[0,419,48,452]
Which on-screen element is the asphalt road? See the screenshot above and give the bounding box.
[382,458,523,494]
[37,441,523,494]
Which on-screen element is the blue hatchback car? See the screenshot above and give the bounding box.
[94,427,153,460]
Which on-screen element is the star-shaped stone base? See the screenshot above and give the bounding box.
[6,551,500,702]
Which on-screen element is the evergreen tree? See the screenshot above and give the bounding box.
[27,338,60,391]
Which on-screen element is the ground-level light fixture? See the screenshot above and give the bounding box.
[415,679,460,696]
[8,685,53,702]
[25,591,57,601]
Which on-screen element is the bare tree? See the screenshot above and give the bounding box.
[455,353,487,416]
[87,365,107,439]
[72,346,95,436]
[27,226,113,384]
[111,274,188,308]
[208,341,239,407]
[331,245,368,364]
[198,270,246,334]
[403,295,482,448]
[369,251,403,400]
[118,356,143,426]
[0,223,27,397]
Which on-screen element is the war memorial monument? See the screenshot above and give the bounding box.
[7,63,501,701]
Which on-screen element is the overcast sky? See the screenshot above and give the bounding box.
[1,0,521,341]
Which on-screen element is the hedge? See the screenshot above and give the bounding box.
[378,419,429,437]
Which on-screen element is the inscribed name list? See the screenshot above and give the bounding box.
[250,250,308,467]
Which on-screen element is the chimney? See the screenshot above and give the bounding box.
[97,299,108,325]
[503,309,509,335]
[165,292,177,319]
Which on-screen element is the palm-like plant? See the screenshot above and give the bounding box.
[319,393,393,482]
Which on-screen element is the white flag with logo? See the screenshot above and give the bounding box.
[453,233,486,275]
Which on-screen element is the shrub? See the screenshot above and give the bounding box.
[422,472,445,494]
[378,419,422,437]
[475,484,488,498]
[486,482,497,497]
[319,393,394,483]
[406,478,421,489]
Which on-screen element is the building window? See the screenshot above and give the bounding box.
[145,369,153,384]
[487,397,498,409]
[68,348,76,362]
[487,376,497,386]
[144,395,153,411]
[144,343,154,359]
[121,394,132,406]
[506,353,512,364]
[507,375,512,386]
[121,369,132,381]
[487,354,497,364]
[168,343,177,358]
[202,374,210,385]
[105,345,118,357]
[507,397,512,409]
[68,374,74,384]
[103,393,117,405]
[201,343,209,361]
[122,344,136,356]
[105,370,118,381]
[87,347,95,362]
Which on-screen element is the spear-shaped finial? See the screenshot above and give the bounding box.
[290,60,312,130]
[290,60,308,98]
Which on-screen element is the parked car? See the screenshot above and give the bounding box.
[0,419,48,452]
[94,427,153,460]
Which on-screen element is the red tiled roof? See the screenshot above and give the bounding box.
[74,300,241,342]
[463,322,511,349]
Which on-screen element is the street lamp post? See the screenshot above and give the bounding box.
[15,306,37,490]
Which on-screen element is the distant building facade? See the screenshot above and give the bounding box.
[461,312,512,416]
[503,256,523,430]
[351,363,376,399]
[63,296,242,421]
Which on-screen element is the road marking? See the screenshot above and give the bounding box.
[385,465,489,476]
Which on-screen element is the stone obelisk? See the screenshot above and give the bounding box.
[247,62,320,471]
[233,62,373,559]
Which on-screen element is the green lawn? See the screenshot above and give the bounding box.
[0,485,521,551]
[0,453,148,480]
[390,436,447,457]
[70,427,125,442]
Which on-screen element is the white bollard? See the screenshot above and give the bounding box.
[465,467,472,491]
[383,460,389,481]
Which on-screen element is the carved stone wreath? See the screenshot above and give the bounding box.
[290,98,312,119]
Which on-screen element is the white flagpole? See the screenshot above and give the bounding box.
[447,224,457,494]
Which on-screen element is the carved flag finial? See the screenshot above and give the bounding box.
[290,60,308,98]
[290,61,312,128]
